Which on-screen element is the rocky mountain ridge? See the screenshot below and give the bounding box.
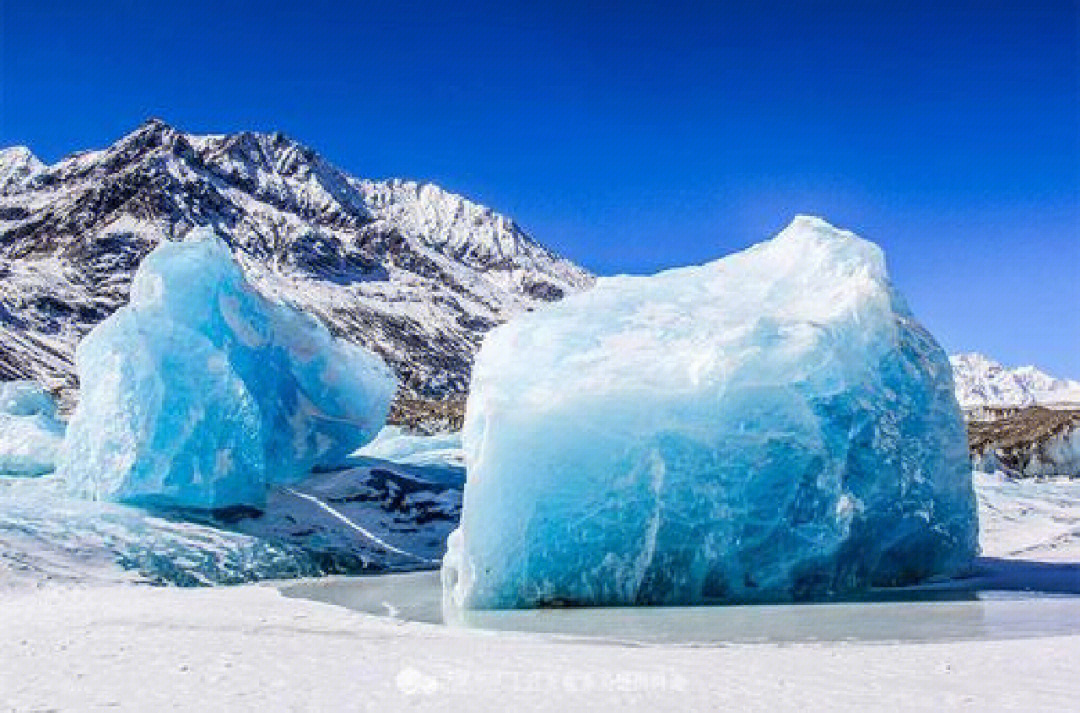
[0,120,593,412]
[950,352,1080,418]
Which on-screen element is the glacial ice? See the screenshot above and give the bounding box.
[0,381,65,476]
[443,216,978,610]
[355,426,464,484]
[59,229,397,509]
[0,434,463,586]
[972,422,1080,479]
[0,380,59,418]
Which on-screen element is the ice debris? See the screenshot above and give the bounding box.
[0,381,66,476]
[59,229,396,509]
[1,380,59,417]
[355,425,464,485]
[1,452,461,586]
[969,408,1080,478]
[443,216,978,610]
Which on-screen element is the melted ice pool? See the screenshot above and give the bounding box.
[280,559,1080,645]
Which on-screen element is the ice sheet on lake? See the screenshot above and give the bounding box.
[59,230,396,509]
[443,216,978,610]
[1,451,462,587]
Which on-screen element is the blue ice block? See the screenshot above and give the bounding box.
[443,216,977,609]
[0,381,65,476]
[60,229,396,509]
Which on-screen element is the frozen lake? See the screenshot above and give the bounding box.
[280,557,1080,645]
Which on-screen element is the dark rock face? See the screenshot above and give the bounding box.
[388,397,466,433]
[0,120,593,412]
[968,407,1080,477]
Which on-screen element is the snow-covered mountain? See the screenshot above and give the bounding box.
[0,147,45,194]
[952,354,1080,477]
[0,120,593,410]
[950,353,1080,415]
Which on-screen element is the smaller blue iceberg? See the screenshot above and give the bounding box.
[0,381,66,476]
[60,229,396,509]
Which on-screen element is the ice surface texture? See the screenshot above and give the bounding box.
[0,380,59,418]
[0,381,65,476]
[60,230,396,509]
[355,426,464,485]
[1,448,461,586]
[443,216,978,610]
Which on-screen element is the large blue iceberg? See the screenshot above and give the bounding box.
[443,216,978,610]
[0,381,66,476]
[60,229,396,509]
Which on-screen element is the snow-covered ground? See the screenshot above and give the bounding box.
[2,471,1079,712]
[4,579,1079,713]
[975,471,1080,561]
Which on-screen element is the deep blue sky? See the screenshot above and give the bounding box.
[2,1,1078,375]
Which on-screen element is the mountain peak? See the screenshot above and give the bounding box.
[0,145,40,163]
[0,146,46,194]
[950,352,1080,412]
[0,122,592,407]
[125,116,181,146]
[139,116,173,132]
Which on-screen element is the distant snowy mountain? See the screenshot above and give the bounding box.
[950,353,1080,415]
[0,120,593,410]
[952,353,1080,477]
[0,147,45,194]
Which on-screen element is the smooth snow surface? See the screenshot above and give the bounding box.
[4,563,1080,712]
[445,216,977,609]
[59,230,396,509]
[0,380,65,475]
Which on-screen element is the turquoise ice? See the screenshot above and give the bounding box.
[60,229,396,509]
[1,380,60,417]
[443,216,978,610]
[0,381,65,476]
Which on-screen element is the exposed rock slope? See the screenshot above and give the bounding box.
[0,120,592,411]
[968,407,1080,478]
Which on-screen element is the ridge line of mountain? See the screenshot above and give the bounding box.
[0,119,593,415]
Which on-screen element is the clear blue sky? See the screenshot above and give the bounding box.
[2,1,1078,375]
